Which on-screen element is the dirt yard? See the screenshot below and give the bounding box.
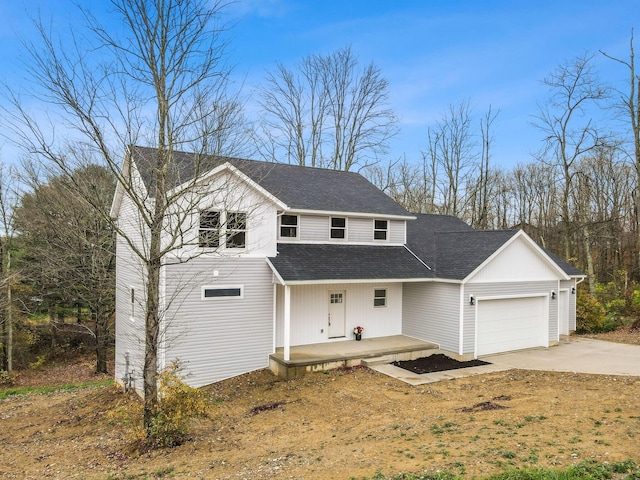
[1,332,640,479]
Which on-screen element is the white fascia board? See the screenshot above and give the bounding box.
[265,258,286,286]
[462,230,570,283]
[286,208,415,221]
[280,277,437,286]
[110,148,150,219]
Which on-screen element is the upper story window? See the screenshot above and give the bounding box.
[226,212,247,249]
[330,217,346,239]
[199,210,221,247]
[280,214,298,238]
[374,219,388,240]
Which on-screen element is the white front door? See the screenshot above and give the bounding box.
[328,291,346,338]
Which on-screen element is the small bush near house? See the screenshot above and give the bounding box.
[576,293,607,333]
[110,359,209,449]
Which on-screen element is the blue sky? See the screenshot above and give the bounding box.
[1,0,639,169]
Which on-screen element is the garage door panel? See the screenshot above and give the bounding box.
[477,296,547,356]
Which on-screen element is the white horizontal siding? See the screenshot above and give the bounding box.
[463,280,558,355]
[162,257,273,387]
[300,215,329,242]
[402,282,460,352]
[560,279,577,330]
[114,193,148,395]
[390,220,405,244]
[349,217,373,243]
[276,282,403,347]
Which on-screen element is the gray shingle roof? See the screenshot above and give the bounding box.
[268,243,434,282]
[130,146,411,217]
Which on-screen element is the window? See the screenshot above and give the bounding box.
[374,219,388,240]
[130,288,135,318]
[280,214,298,238]
[330,217,346,239]
[374,288,387,307]
[199,210,221,247]
[202,286,243,299]
[226,212,247,248]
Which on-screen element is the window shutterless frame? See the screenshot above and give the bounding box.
[373,288,387,307]
[280,214,298,238]
[373,219,388,241]
[330,217,346,239]
[201,285,244,300]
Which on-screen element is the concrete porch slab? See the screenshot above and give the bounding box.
[269,335,438,380]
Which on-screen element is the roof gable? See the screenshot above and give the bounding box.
[465,231,569,283]
[129,146,411,217]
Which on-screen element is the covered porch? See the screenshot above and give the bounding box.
[269,334,439,379]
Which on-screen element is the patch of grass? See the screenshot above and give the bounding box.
[0,379,113,400]
[356,459,640,480]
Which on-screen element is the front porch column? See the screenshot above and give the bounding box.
[284,284,291,361]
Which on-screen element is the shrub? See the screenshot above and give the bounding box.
[110,359,209,449]
[576,293,606,333]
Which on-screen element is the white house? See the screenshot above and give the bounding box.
[111,146,584,391]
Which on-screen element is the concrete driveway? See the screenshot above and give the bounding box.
[483,337,640,376]
[370,337,640,386]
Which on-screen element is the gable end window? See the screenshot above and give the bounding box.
[199,210,221,247]
[280,214,298,238]
[374,219,388,240]
[330,217,346,239]
[226,212,247,248]
[202,286,243,299]
[374,288,387,307]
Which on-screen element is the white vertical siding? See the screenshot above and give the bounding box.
[402,282,461,352]
[162,257,274,387]
[463,281,558,355]
[276,282,403,346]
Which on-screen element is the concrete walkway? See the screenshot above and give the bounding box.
[369,337,640,386]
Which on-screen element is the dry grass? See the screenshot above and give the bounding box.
[1,334,640,479]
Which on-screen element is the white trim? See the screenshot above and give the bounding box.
[201,285,244,300]
[265,258,286,285]
[373,286,388,308]
[330,216,348,241]
[463,230,570,283]
[275,239,406,246]
[278,213,299,240]
[287,208,415,221]
[473,292,550,358]
[284,285,291,361]
[373,219,389,242]
[278,277,439,286]
[459,285,465,355]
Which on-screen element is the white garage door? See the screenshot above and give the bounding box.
[477,296,548,356]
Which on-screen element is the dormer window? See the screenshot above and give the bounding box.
[280,214,298,238]
[330,217,346,239]
[374,219,388,240]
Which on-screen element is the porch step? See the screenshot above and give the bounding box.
[361,349,439,367]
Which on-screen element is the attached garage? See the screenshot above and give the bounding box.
[476,295,548,356]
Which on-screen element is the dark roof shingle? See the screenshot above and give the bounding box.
[268,243,434,282]
[130,146,411,217]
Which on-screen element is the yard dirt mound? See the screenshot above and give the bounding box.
[2,337,640,480]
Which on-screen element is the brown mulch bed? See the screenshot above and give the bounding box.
[392,353,490,374]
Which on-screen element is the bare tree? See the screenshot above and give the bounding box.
[1,0,243,433]
[258,46,398,171]
[533,53,609,261]
[601,30,640,279]
[0,162,18,374]
[423,100,477,217]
